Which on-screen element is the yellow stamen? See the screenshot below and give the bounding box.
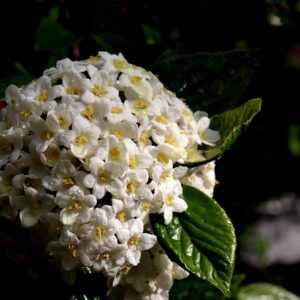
[100,252,110,260]
[11,98,16,104]
[35,90,49,103]
[56,113,67,128]
[155,115,168,124]
[67,200,82,211]
[67,86,81,95]
[198,131,206,140]
[165,135,179,147]
[112,58,128,69]
[81,105,95,121]
[128,235,140,247]
[95,226,106,243]
[116,210,126,223]
[109,147,121,161]
[134,99,149,110]
[63,177,75,186]
[129,155,137,168]
[141,201,151,212]
[74,134,88,145]
[166,195,173,206]
[160,171,169,182]
[42,146,60,166]
[40,129,53,141]
[140,132,149,144]
[126,180,138,194]
[157,152,169,165]
[91,85,107,97]
[129,75,142,85]
[89,55,101,63]
[98,170,111,183]
[20,110,32,118]
[67,244,78,258]
[183,109,192,117]
[111,106,123,114]
[111,129,124,140]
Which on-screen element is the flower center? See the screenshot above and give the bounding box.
[128,235,140,247]
[112,59,128,69]
[56,113,68,128]
[98,170,111,183]
[92,85,107,97]
[128,155,137,168]
[100,252,110,260]
[111,129,124,140]
[165,135,179,147]
[67,86,81,95]
[74,134,89,145]
[134,100,148,110]
[166,195,173,206]
[81,105,95,121]
[126,180,139,194]
[67,200,82,211]
[95,226,106,244]
[40,129,53,141]
[116,210,126,223]
[63,177,75,186]
[141,201,151,212]
[67,244,78,258]
[20,110,32,118]
[155,115,168,124]
[35,90,49,103]
[157,152,169,165]
[111,106,123,114]
[109,147,121,161]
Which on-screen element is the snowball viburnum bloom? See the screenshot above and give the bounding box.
[0,51,220,299]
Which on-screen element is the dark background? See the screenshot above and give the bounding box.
[1,0,300,298]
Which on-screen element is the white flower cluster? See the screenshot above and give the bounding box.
[0,52,220,299]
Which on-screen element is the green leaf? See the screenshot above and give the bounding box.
[152,49,261,114]
[288,124,300,156]
[0,75,32,98]
[237,283,300,300]
[170,277,225,300]
[35,7,81,52]
[92,33,129,53]
[180,98,262,167]
[152,185,236,296]
[141,24,163,45]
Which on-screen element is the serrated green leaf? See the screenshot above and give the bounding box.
[237,283,300,300]
[179,98,262,167]
[152,49,261,114]
[152,185,236,296]
[0,75,32,98]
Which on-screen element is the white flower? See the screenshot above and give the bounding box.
[156,180,188,224]
[21,75,60,112]
[55,185,97,225]
[62,115,101,159]
[42,159,86,192]
[82,206,121,246]
[0,128,23,167]
[84,158,124,199]
[194,112,220,146]
[117,218,157,266]
[11,187,55,228]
